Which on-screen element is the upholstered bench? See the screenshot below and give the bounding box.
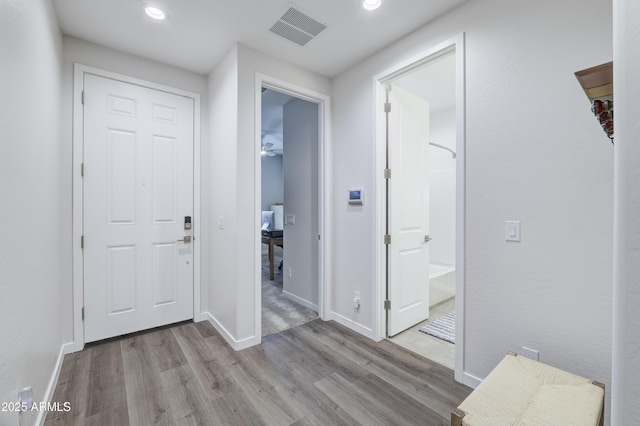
[451,352,604,426]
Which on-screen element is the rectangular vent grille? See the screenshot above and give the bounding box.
[269,6,327,47]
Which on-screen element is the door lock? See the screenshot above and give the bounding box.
[184,216,192,230]
[177,236,192,243]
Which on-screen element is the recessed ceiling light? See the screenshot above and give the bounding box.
[362,0,381,10]
[145,6,167,20]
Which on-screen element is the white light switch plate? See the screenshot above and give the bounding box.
[285,214,295,225]
[505,221,521,241]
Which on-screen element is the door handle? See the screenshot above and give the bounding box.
[424,235,432,244]
[177,236,192,243]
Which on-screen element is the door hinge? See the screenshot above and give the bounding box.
[384,102,391,113]
[81,235,84,249]
[384,169,391,179]
[81,307,84,321]
[384,234,391,245]
[81,163,84,177]
[318,234,321,240]
[81,90,85,105]
[384,300,391,310]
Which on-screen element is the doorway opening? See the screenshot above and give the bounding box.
[375,35,465,378]
[260,88,319,336]
[255,75,331,339]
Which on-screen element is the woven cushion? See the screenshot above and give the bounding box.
[458,354,604,426]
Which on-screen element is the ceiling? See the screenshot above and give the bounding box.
[52,0,468,77]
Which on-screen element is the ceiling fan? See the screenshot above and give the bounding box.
[261,131,281,157]
[261,133,277,157]
[261,141,277,157]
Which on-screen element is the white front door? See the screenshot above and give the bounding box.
[83,74,194,343]
[388,84,431,336]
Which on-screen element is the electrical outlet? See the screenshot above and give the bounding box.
[353,291,361,312]
[18,386,33,411]
[521,346,539,361]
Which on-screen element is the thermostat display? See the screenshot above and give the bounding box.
[348,188,364,205]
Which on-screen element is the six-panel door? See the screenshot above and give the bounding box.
[83,74,194,343]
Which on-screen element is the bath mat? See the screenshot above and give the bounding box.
[419,310,455,344]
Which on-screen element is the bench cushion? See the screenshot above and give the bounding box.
[457,354,604,426]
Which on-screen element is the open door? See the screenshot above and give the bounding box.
[387,83,431,336]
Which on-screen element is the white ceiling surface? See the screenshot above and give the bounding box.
[52,0,468,77]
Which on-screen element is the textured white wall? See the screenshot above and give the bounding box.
[207,46,240,339]
[0,0,64,424]
[261,155,284,210]
[612,0,640,423]
[332,0,613,421]
[283,98,319,307]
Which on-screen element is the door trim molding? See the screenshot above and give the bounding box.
[71,64,202,352]
[254,73,332,340]
[372,33,466,382]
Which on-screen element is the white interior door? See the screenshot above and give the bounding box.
[388,84,431,337]
[83,74,194,343]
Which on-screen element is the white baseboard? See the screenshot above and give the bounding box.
[462,371,483,389]
[203,312,260,351]
[193,312,208,322]
[330,311,377,341]
[38,342,73,425]
[66,340,83,354]
[282,290,319,313]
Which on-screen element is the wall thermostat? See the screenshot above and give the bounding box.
[348,188,364,205]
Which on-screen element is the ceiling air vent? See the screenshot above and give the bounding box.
[268,5,327,47]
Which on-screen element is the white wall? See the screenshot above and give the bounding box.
[61,36,209,338]
[612,0,640,423]
[206,43,330,346]
[332,0,613,421]
[0,0,64,424]
[207,46,240,341]
[261,155,284,210]
[283,98,319,309]
[429,108,456,266]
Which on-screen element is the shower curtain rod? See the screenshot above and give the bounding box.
[429,142,456,159]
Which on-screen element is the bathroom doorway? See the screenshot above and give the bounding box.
[375,36,465,376]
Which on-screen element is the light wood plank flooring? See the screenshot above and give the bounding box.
[45,319,471,425]
[262,247,318,337]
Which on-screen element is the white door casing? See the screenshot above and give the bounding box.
[387,83,431,337]
[83,74,195,343]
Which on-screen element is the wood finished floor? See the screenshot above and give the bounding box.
[261,249,318,337]
[45,319,472,425]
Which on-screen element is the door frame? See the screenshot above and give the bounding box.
[71,64,202,352]
[254,73,332,338]
[373,34,466,382]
